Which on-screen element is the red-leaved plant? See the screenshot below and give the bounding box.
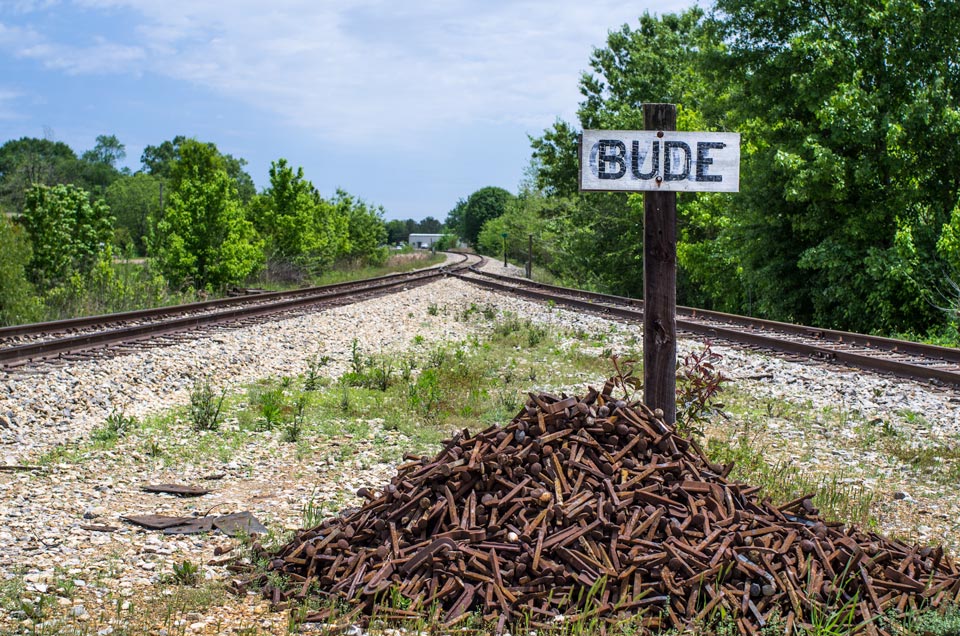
[675,341,727,438]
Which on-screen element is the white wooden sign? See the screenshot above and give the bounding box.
[579,130,740,193]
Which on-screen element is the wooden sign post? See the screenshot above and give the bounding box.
[526,234,533,279]
[643,103,678,424]
[578,104,740,424]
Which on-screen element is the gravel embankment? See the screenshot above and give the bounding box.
[1,258,958,633]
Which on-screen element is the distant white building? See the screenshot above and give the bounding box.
[408,233,445,249]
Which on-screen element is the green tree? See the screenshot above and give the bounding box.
[255,159,317,260]
[105,173,163,256]
[528,121,580,198]
[444,198,467,240]
[20,183,115,287]
[141,136,256,203]
[524,9,715,300]
[526,1,960,337]
[417,216,443,234]
[0,215,41,325]
[0,137,82,214]
[140,136,185,178]
[477,191,567,271]
[252,158,346,274]
[81,134,126,168]
[433,232,459,250]
[334,189,388,264]
[708,0,960,333]
[462,186,514,246]
[151,140,263,289]
[385,219,409,244]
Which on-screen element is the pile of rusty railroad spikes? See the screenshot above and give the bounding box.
[261,381,959,635]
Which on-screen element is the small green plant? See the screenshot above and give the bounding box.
[283,396,307,442]
[171,559,200,586]
[342,351,395,391]
[676,341,727,438]
[255,385,288,429]
[90,408,138,443]
[400,357,416,383]
[350,338,364,375]
[409,368,442,418]
[894,604,960,636]
[427,303,439,316]
[304,355,330,391]
[190,381,226,431]
[427,346,447,369]
[301,489,326,528]
[143,436,163,457]
[526,323,548,347]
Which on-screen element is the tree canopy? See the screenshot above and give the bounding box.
[523,0,960,337]
[460,186,515,247]
[142,136,256,202]
[0,215,40,325]
[151,139,263,289]
[105,173,163,256]
[20,183,114,287]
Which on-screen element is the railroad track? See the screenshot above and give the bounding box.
[457,267,960,386]
[0,253,481,369]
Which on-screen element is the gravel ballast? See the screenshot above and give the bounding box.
[1,261,959,633]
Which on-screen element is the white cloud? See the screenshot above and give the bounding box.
[18,38,145,74]
[4,0,700,144]
[0,88,25,120]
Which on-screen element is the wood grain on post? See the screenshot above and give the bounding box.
[643,103,677,424]
[526,234,533,279]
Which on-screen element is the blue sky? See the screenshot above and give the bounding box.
[0,0,698,221]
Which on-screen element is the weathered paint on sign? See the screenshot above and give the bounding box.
[579,130,740,193]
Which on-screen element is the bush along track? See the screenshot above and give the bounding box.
[256,377,960,635]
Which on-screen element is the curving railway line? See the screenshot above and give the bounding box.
[3,251,960,387]
[455,266,960,387]
[0,253,481,369]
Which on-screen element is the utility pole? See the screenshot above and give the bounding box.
[502,232,508,268]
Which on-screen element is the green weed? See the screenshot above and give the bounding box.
[189,380,226,431]
[90,408,138,444]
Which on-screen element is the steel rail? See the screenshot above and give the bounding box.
[0,254,464,340]
[457,269,960,386]
[0,253,473,368]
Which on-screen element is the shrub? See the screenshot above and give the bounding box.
[0,215,41,326]
[189,381,226,431]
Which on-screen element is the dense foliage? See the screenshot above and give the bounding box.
[335,190,388,265]
[151,140,264,290]
[251,159,341,274]
[105,173,162,256]
[0,137,121,215]
[141,135,256,203]
[385,216,444,244]
[0,216,41,325]
[517,0,960,338]
[452,186,515,247]
[0,132,394,325]
[20,183,114,287]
